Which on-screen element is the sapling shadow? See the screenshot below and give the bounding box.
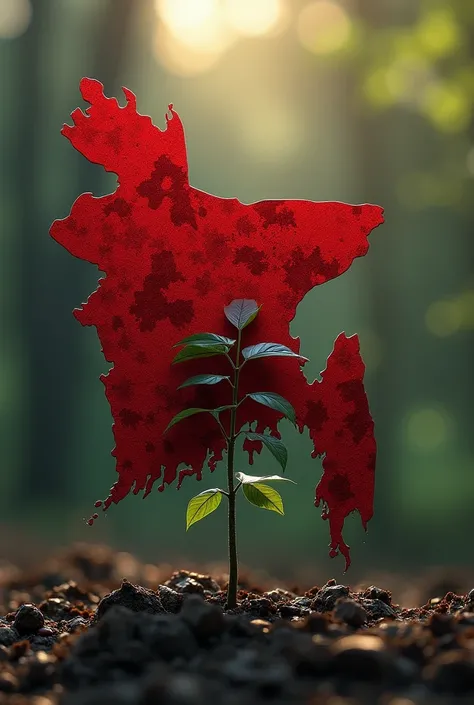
[164,299,307,609]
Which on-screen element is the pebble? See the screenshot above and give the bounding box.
[38,627,55,636]
[93,579,165,622]
[333,598,368,627]
[156,585,183,613]
[4,545,474,704]
[0,626,19,646]
[13,603,45,634]
[312,584,350,611]
[180,594,226,641]
[360,597,397,619]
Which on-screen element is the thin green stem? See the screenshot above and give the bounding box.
[225,353,236,370]
[214,416,229,443]
[226,327,242,609]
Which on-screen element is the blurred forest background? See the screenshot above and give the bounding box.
[0,0,473,584]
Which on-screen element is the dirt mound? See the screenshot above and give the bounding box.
[0,544,473,704]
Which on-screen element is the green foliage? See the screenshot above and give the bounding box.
[235,471,295,485]
[186,489,223,530]
[172,344,230,364]
[244,432,288,471]
[242,342,308,362]
[246,392,297,426]
[178,374,231,389]
[164,407,210,433]
[166,299,301,608]
[242,483,285,515]
[174,333,236,348]
[224,299,261,330]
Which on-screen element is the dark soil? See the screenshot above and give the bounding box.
[1,544,474,704]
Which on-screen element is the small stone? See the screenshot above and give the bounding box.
[180,594,226,641]
[247,598,274,619]
[360,597,396,620]
[66,617,88,632]
[157,585,183,614]
[334,598,368,627]
[174,577,205,595]
[94,579,165,622]
[166,570,219,594]
[143,614,198,660]
[13,604,45,635]
[293,597,312,608]
[302,612,330,634]
[280,604,303,619]
[38,627,55,637]
[265,588,295,603]
[426,651,474,694]
[331,634,392,681]
[0,626,18,647]
[40,597,68,619]
[428,612,455,637]
[0,671,18,693]
[312,584,350,611]
[363,585,392,605]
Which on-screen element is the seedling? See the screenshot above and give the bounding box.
[165,299,306,609]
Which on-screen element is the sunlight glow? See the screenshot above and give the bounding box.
[0,0,32,39]
[297,1,351,56]
[155,0,235,52]
[425,300,463,337]
[224,0,285,37]
[239,102,303,161]
[420,81,471,133]
[405,407,452,452]
[426,291,474,336]
[153,23,223,77]
[416,8,462,60]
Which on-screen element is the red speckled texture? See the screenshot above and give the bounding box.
[50,79,384,570]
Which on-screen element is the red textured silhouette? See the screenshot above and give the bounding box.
[50,78,384,570]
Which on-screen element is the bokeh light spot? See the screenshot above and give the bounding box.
[417,8,462,59]
[224,0,285,37]
[0,0,32,39]
[153,23,223,77]
[297,1,352,56]
[405,407,452,452]
[397,171,463,210]
[425,300,463,337]
[420,82,471,133]
[239,103,303,161]
[155,0,235,52]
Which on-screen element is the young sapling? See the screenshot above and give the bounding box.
[165,299,307,608]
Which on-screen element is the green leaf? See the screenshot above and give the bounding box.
[244,432,288,471]
[164,407,210,433]
[242,343,308,363]
[224,299,260,330]
[246,392,296,426]
[186,489,223,530]
[172,344,230,365]
[178,374,231,390]
[174,333,235,348]
[211,405,235,416]
[242,483,284,515]
[235,471,295,485]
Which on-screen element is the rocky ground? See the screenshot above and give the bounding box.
[0,544,474,704]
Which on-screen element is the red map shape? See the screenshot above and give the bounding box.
[50,78,384,570]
